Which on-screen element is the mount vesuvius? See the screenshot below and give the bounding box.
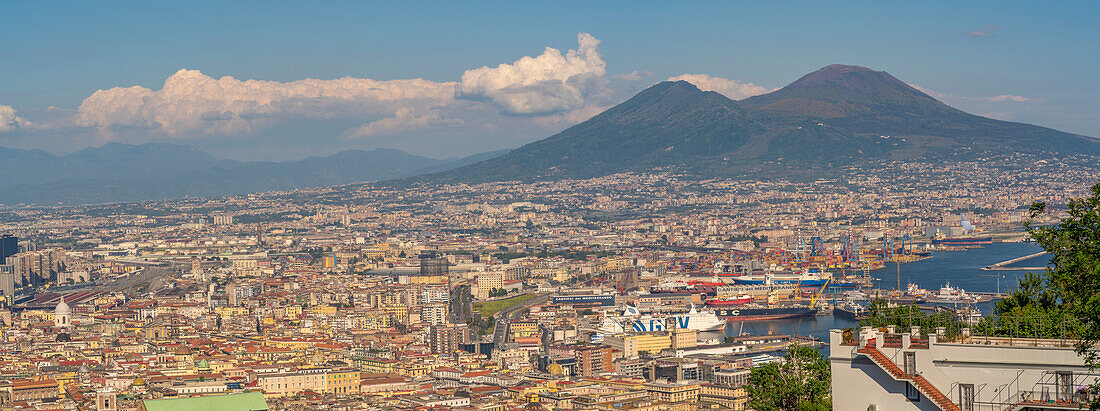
[426,64,1100,183]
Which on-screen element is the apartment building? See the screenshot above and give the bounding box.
[576,344,614,377]
[421,302,447,325]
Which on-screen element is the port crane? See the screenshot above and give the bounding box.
[809,278,832,308]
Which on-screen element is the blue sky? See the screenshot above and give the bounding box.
[2,1,1098,160]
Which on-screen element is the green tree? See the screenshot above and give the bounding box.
[746,345,832,411]
[1026,181,1100,405]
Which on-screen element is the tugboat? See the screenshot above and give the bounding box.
[833,300,868,321]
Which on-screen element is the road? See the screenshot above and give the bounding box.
[491,293,550,346]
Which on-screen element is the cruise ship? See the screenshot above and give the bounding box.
[668,304,726,331]
[597,306,668,333]
[598,305,726,332]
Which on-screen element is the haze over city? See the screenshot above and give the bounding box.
[1,2,1099,411]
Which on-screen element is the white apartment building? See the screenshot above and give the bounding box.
[421,302,448,325]
[421,287,449,304]
[830,326,1097,410]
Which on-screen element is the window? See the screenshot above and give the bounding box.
[905,382,920,402]
[903,352,916,376]
[1057,372,1074,401]
[959,384,975,411]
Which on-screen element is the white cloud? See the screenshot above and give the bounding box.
[75,69,457,137]
[0,105,33,133]
[667,73,772,100]
[69,32,616,143]
[456,32,607,115]
[349,107,462,139]
[613,70,652,82]
[911,84,1038,122]
[965,25,999,38]
[980,95,1029,103]
[7,33,787,158]
[910,84,1032,103]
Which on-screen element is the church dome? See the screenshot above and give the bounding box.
[55,298,71,316]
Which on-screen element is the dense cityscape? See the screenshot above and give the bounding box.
[5,3,1100,410]
[0,155,1097,410]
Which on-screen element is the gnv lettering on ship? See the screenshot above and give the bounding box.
[631,319,664,332]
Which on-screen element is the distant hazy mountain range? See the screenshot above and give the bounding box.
[0,143,507,205]
[427,64,1100,183]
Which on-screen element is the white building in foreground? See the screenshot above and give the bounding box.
[830,326,1098,411]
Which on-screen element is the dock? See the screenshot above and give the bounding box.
[981,251,1048,271]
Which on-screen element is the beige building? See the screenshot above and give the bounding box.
[604,332,673,358]
[643,380,700,403]
[257,368,358,397]
[476,271,504,299]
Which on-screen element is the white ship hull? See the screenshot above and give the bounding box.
[669,306,726,331]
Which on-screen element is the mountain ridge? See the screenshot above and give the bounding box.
[0,143,507,205]
[425,64,1100,183]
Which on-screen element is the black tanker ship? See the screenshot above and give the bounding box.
[713,305,817,321]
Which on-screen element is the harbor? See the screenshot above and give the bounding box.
[631,241,1048,352]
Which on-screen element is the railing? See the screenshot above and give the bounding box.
[969,371,1100,410]
[856,344,961,411]
[861,314,1090,348]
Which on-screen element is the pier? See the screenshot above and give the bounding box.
[980,251,1048,271]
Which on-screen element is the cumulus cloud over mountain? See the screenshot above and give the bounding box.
[666,74,771,100]
[456,33,607,115]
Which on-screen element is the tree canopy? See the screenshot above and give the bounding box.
[1027,181,1100,405]
[746,345,832,411]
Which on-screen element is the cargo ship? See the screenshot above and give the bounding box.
[931,236,993,246]
[713,305,817,321]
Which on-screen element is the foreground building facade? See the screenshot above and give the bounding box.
[830,326,1097,410]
